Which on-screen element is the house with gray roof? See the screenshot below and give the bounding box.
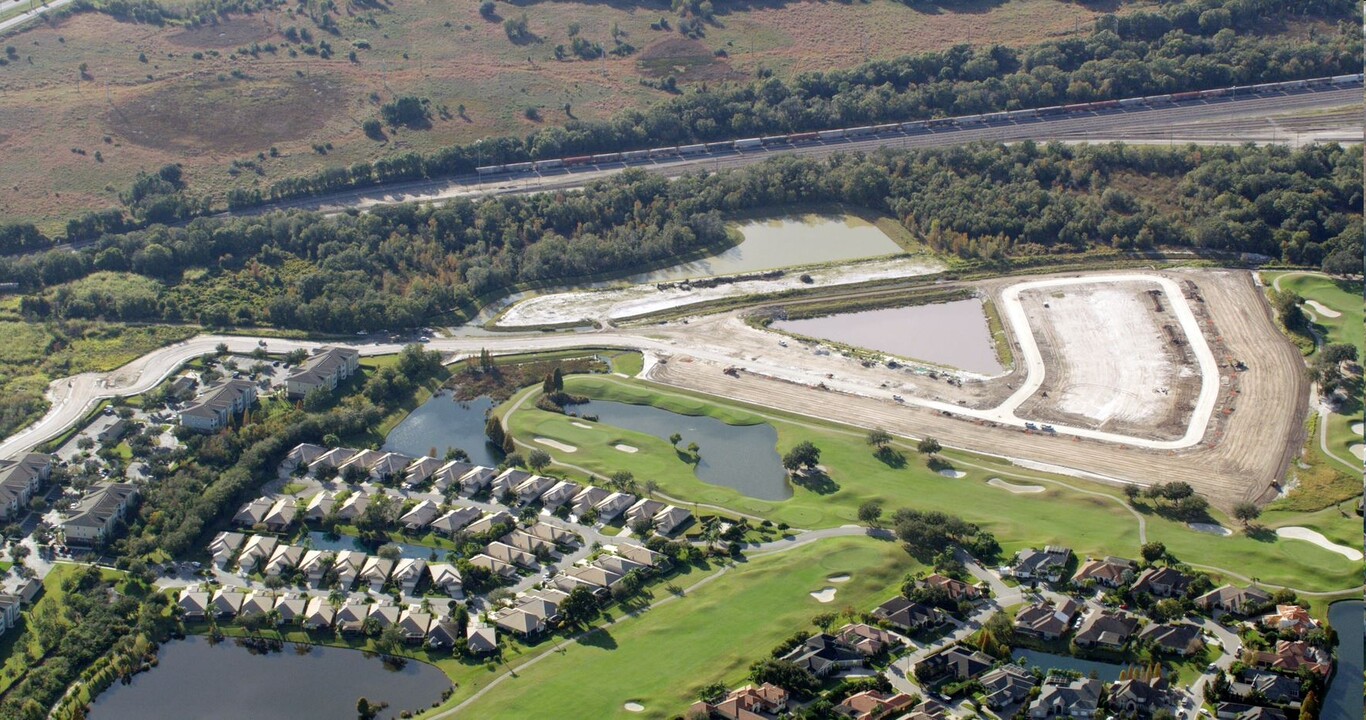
[1028,676,1103,719]
[431,506,483,536]
[62,482,138,546]
[979,665,1036,709]
[0,453,51,521]
[1196,585,1272,615]
[1010,546,1072,583]
[400,500,441,531]
[179,379,257,433]
[465,624,497,654]
[1139,622,1205,656]
[1074,610,1138,650]
[285,346,360,398]
[1015,598,1081,640]
[1072,557,1136,588]
[1131,566,1192,598]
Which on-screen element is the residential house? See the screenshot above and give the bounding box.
[303,491,337,522]
[453,465,496,496]
[425,618,460,649]
[335,492,370,523]
[303,597,336,629]
[625,499,666,529]
[178,588,210,620]
[1072,557,1137,588]
[594,492,637,523]
[979,665,1036,709]
[921,573,983,601]
[514,475,555,505]
[1131,567,1192,598]
[309,447,356,474]
[834,690,916,720]
[1014,598,1081,640]
[905,699,952,720]
[485,542,538,569]
[272,594,306,625]
[238,593,276,619]
[653,506,693,536]
[492,608,545,638]
[1073,610,1139,650]
[429,461,476,493]
[391,558,428,594]
[96,418,129,445]
[232,498,274,527]
[360,556,395,591]
[211,588,246,618]
[538,481,581,511]
[168,374,198,400]
[367,603,400,630]
[614,542,664,568]
[515,596,562,627]
[431,507,482,536]
[1259,605,1319,636]
[835,623,901,657]
[570,486,609,519]
[595,554,646,577]
[503,529,552,555]
[468,554,517,579]
[465,624,497,655]
[400,500,441,531]
[403,457,444,487]
[263,544,304,576]
[337,449,382,479]
[561,565,621,593]
[428,563,462,596]
[1028,676,1103,719]
[235,534,278,574]
[1139,623,1205,656]
[1229,671,1303,705]
[179,379,258,433]
[398,610,433,643]
[12,579,41,607]
[299,549,331,586]
[282,443,326,473]
[1217,704,1288,720]
[1196,585,1272,615]
[1245,640,1332,676]
[688,683,789,720]
[873,596,943,632]
[335,603,369,633]
[262,497,297,533]
[1108,677,1173,719]
[285,346,360,398]
[332,550,366,588]
[465,510,515,536]
[1010,546,1072,583]
[62,482,139,546]
[914,646,994,682]
[366,452,414,484]
[491,469,532,498]
[0,452,50,521]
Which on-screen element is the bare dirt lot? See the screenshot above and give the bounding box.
[643,269,1306,508]
[1012,280,1201,440]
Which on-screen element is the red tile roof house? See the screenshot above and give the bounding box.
[1071,557,1137,588]
[688,683,789,720]
[1245,640,1332,676]
[920,573,983,601]
[835,623,903,657]
[1258,605,1319,636]
[833,690,916,720]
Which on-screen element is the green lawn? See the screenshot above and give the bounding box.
[505,375,1361,592]
[1266,272,1363,355]
[458,536,913,720]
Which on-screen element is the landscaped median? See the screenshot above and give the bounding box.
[502,374,1363,594]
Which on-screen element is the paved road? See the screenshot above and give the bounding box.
[0,0,72,35]
[223,85,1361,218]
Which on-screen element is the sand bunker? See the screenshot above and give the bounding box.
[937,468,967,479]
[624,702,645,712]
[1304,300,1341,318]
[1188,522,1232,536]
[534,438,577,453]
[1350,444,1364,461]
[614,444,639,454]
[571,422,594,429]
[987,477,1045,494]
[810,587,837,603]
[1350,422,1363,436]
[1276,526,1363,561]
[827,574,851,583]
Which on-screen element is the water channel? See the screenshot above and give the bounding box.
[574,399,791,501]
[771,298,1005,376]
[1010,649,1126,682]
[88,635,451,720]
[383,391,499,466]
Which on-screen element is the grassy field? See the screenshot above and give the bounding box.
[457,536,912,720]
[0,0,1126,229]
[504,375,1361,592]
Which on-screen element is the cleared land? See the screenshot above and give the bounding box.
[1012,280,1201,439]
[0,0,1124,228]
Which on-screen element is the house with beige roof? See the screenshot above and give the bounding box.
[285,346,360,398]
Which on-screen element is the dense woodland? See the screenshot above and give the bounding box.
[0,142,1358,333]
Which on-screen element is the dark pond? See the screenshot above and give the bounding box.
[384,391,498,466]
[1011,649,1125,682]
[89,635,451,720]
[1324,600,1364,720]
[575,399,790,501]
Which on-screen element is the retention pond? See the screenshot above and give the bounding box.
[88,635,451,720]
[384,391,498,466]
[772,298,1005,375]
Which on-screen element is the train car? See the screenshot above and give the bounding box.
[760,135,789,145]
[1117,97,1145,107]
[648,146,679,158]
[678,143,708,155]
[845,126,876,137]
[925,118,956,128]
[899,121,928,132]
[621,149,651,161]
[1091,100,1121,110]
[733,138,763,149]
[979,112,1008,123]
[1170,91,1201,102]
[705,141,734,152]
[817,129,847,140]
[1199,87,1230,99]
[475,165,504,175]
[563,155,595,167]
[956,114,985,124]
[505,162,534,173]
[1144,94,1173,104]
[1005,109,1037,120]
[533,158,564,171]
[1330,74,1364,85]
[591,153,622,163]
[788,132,819,143]
[872,123,902,134]
[1036,105,1067,117]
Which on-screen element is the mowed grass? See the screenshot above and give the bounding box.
[459,536,912,720]
[506,375,1361,591]
[0,0,1119,228]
